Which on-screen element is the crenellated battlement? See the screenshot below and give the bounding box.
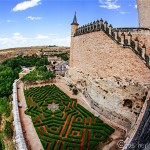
[112,27,150,33]
[74,19,150,69]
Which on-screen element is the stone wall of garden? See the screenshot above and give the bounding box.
[12,79,27,150]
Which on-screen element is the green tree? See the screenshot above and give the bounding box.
[72,88,78,95]
[0,97,9,115]
[4,121,13,139]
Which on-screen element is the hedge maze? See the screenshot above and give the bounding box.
[24,85,115,150]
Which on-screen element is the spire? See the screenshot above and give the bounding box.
[71,12,79,25]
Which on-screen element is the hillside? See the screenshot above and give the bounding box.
[0,46,70,62]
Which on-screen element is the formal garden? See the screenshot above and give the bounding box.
[24,84,115,150]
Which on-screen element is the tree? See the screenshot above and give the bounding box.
[72,88,78,95]
[0,97,9,116]
[4,121,13,139]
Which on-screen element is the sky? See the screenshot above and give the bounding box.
[0,0,138,49]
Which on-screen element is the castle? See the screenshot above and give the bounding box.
[67,0,150,149]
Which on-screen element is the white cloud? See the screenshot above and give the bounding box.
[51,36,70,47]
[13,32,21,36]
[120,11,128,15]
[0,33,70,49]
[99,0,120,10]
[26,16,42,20]
[12,32,28,42]
[6,20,11,23]
[36,34,49,39]
[54,36,70,42]
[0,33,28,45]
[135,5,137,9]
[12,0,41,12]
[0,37,10,45]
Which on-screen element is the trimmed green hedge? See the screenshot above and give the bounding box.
[24,84,115,150]
[41,140,47,149]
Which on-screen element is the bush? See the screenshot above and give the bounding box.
[4,121,13,139]
[0,97,10,116]
[83,130,88,146]
[72,88,78,95]
[55,141,61,149]
[89,141,99,149]
[0,139,5,150]
[41,140,47,149]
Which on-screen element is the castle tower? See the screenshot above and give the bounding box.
[70,12,79,67]
[137,0,150,28]
[71,12,79,36]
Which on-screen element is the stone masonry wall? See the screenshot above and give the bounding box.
[68,30,150,130]
[70,30,150,84]
[131,32,150,55]
[137,0,150,28]
[114,28,150,55]
[12,80,27,150]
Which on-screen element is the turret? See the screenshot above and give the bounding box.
[71,12,79,37]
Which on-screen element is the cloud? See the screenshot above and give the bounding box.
[12,0,41,12]
[99,0,120,10]
[135,5,137,9]
[0,33,28,45]
[119,11,128,15]
[36,34,49,39]
[12,32,28,43]
[54,36,70,42]
[13,32,21,36]
[0,33,70,49]
[26,16,42,20]
[0,37,10,45]
[6,20,11,23]
[51,36,70,47]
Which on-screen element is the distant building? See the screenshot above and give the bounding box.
[19,66,34,78]
[48,56,61,64]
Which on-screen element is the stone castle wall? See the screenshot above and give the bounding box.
[70,30,150,84]
[12,80,27,150]
[113,28,150,55]
[137,0,150,28]
[68,22,150,130]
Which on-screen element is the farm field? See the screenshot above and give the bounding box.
[24,85,115,150]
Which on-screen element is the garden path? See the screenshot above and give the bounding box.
[17,81,43,150]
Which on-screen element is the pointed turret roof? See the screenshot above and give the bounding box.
[71,12,79,25]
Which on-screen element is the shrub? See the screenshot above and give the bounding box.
[72,88,78,95]
[41,140,47,149]
[4,121,13,139]
[0,139,5,150]
[55,141,61,149]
